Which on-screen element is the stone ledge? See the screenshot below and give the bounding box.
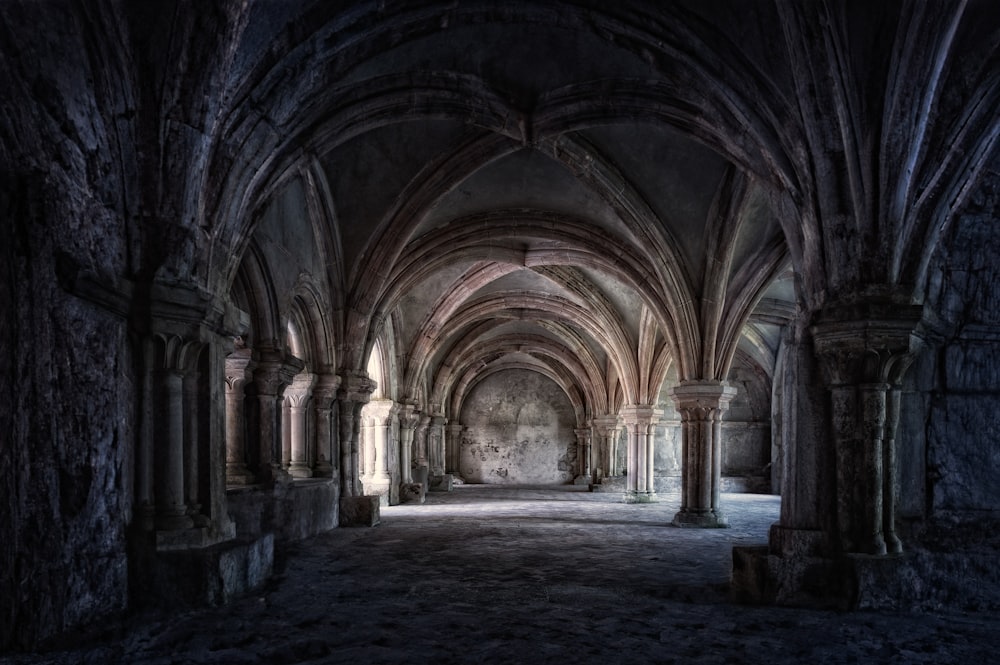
[339,495,381,527]
[131,534,274,609]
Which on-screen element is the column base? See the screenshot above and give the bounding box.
[673,509,728,528]
[573,475,592,487]
[155,509,195,531]
[288,463,313,478]
[623,491,657,504]
[226,464,257,486]
[364,477,393,506]
[313,460,334,478]
[429,473,454,492]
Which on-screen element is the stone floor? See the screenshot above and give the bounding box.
[7,486,1000,664]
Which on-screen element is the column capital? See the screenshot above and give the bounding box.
[668,381,736,414]
[365,398,399,425]
[397,403,420,429]
[591,414,620,430]
[312,373,342,403]
[252,350,305,395]
[811,304,928,387]
[620,405,661,426]
[283,372,316,407]
[224,349,256,393]
[429,414,448,427]
[574,428,592,441]
[338,370,375,404]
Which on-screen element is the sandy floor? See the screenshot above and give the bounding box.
[7,486,999,664]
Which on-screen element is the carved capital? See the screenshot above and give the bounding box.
[365,399,399,425]
[224,348,256,394]
[812,302,926,387]
[338,370,375,405]
[283,372,316,408]
[668,381,736,421]
[311,373,341,408]
[253,348,305,395]
[620,405,663,437]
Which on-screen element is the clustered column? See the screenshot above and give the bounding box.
[311,374,341,479]
[224,347,256,485]
[445,422,464,478]
[669,381,736,527]
[590,415,620,481]
[397,403,418,484]
[621,405,658,503]
[428,415,447,476]
[251,351,303,486]
[574,428,593,485]
[283,372,316,477]
[337,371,374,497]
[362,399,398,504]
[812,308,923,556]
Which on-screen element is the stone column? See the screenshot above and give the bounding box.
[363,399,397,504]
[284,372,316,478]
[428,415,447,476]
[446,422,464,477]
[252,351,303,486]
[414,414,430,470]
[337,371,375,497]
[669,381,736,527]
[812,304,924,555]
[621,406,658,503]
[311,374,340,478]
[224,348,256,485]
[397,403,418,484]
[591,415,618,480]
[152,363,194,530]
[183,369,208,526]
[574,428,593,485]
[610,420,625,476]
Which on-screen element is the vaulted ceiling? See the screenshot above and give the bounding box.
[225,2,801,419]
[209,0,998,421]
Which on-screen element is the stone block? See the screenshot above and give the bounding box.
[339,495,381,527]
[429,473,454,492]
[400,483,425,504]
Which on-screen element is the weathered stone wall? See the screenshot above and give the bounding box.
[0,3,137,649]
[460,369,576,484]
[921,177,1000,519]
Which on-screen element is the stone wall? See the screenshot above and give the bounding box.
[460,369,576,484]
[922,190,1000,519]
[1,3,137,649]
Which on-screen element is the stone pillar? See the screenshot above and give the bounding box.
[311,374,340,479]
[224,348,256,485]
[182,369,207,526]
[446,422,464,477]
[610,420,625,476]
[252,351,303,486]
[152,362,194,531]
[812,305,924,555]
[414,414,430,470]
[574,428,593,485]
[131,282,244,549]
[284,372,316,478]
[398,403,418,484]
[337,371,375,498]
[621,406,659,503]
[670,381,736,527]
[428,415,447,476]
[591,415,618,480]
[363,399,398,504]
